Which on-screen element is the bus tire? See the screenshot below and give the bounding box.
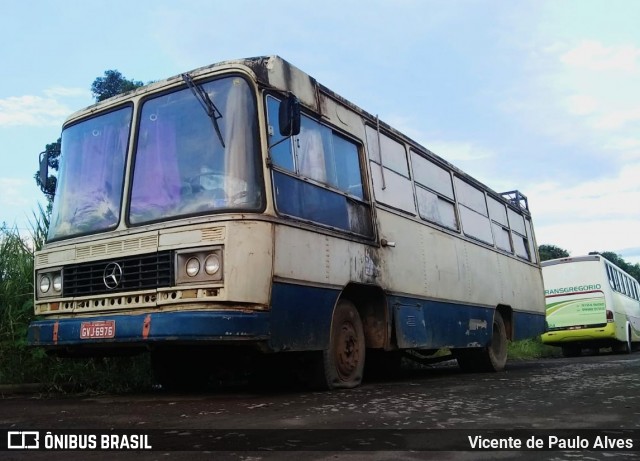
[456,310,507,372]
[310,299,365,390]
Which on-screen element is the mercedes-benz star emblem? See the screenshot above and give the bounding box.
[103,262,123,290]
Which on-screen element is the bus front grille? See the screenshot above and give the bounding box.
[62,251,173,297]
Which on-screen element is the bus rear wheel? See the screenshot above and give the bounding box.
[309,299,365,390]
[455,310,508,372]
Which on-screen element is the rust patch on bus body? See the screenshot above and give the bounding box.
[52,321,59,344]
[142,314,151,340]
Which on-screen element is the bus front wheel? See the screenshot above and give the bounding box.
[310,299,365,390]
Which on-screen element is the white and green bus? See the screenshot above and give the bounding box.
[541,255,640,356]
[29,56,545,389]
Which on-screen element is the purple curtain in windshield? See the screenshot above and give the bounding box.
[130,118,181,221]
[78,125,127,199]
[59,124,126,229]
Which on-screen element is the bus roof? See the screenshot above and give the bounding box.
[63,55,531,215]
[541,255,602,267]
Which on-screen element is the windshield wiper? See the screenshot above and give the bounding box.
[181,73,225,148]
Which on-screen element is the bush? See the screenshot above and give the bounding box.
[0,210,153,393]
[508,337,561,360]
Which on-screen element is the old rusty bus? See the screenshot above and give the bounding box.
[29,56,545,389]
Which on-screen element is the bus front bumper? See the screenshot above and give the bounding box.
[27,311,271,350]
[541,322,616,346]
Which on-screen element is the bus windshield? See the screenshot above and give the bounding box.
[48,75,261,240]
[48,107,132,240]
[129,76,261,224]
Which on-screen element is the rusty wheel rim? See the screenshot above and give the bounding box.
[335,321,361,381]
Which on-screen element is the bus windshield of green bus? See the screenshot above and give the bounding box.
[48,76,261,240]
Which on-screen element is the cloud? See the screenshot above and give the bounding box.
[0,177,36,209]
[426,140,495,163]
[44,87,90,98]
[564,94,598,116]
[560,40,640,74]
[536,218,640,260]
[0,87,89,127]
[530,162,640,256]
[531,162,640,218]
[554,40,640,137]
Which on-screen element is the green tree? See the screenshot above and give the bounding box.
[538,244,570,262]
[33,138,60,210]
[35,70,144,203]
[91,70,143,102]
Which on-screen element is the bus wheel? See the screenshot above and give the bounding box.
[561,345,581,357]
[310,299,365,390]
[455,310,508,372]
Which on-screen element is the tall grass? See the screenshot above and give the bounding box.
[0,207,152,393]
[1,206,48,385]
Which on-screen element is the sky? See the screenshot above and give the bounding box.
[1,0,639,263]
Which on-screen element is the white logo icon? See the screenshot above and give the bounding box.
[7,431,40,449]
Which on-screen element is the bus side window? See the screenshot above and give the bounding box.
[266,95,294,172]
[296,116,332,183]
[487,196,511,252]
[332,134,363,199]
[613,269,622,292]
[411,151,459,231]
[455,178,493,246]
[624,275,631,297]
[606,264,616,290]
[365,126,415,214]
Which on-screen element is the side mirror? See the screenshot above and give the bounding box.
[38,151,49,193]
[278,93,301,137]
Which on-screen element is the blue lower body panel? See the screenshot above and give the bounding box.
[391,296,494,349]
[27,310,270,348]
[390,296,546,349]
[513,310,546,341]
[269,282,340,351]
[27,282,545,353]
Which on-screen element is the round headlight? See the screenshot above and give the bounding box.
[204,254,220,275]
[186,257,200,277]
[53,274,62,292]
[40,275,51,293]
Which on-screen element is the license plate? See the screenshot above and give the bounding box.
[80,320,115,339]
